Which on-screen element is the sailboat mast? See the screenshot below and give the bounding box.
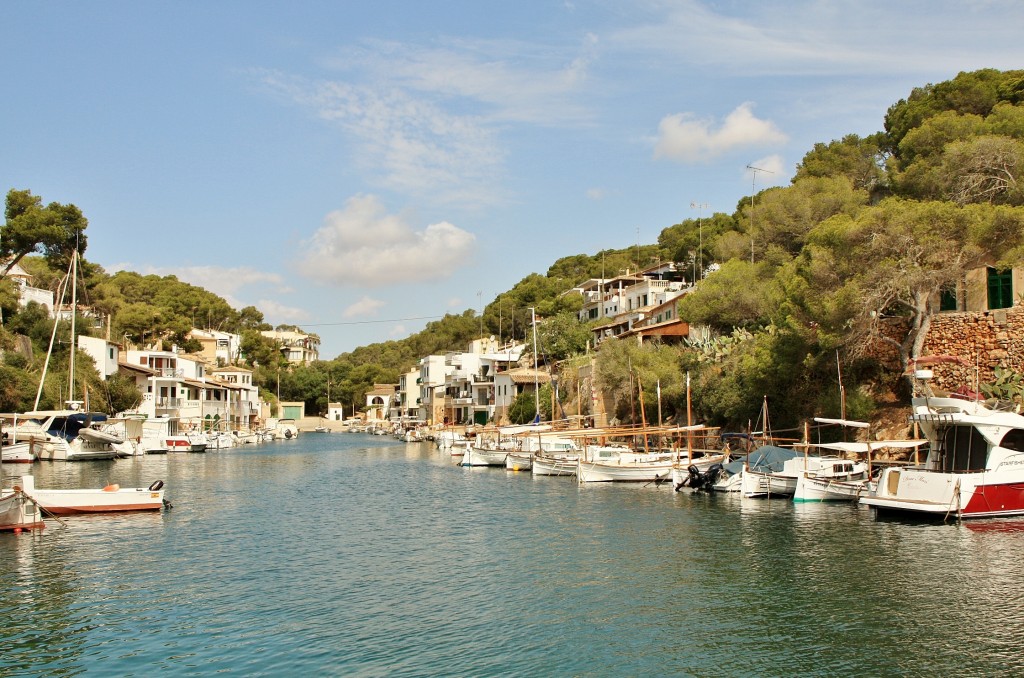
[68,251,77,407]
[530,307,539,421]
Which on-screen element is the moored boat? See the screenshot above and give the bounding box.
[17,474,167,515]
[792,440,926,502]
[0,488,45,531]
[459,443,509,467]
[505,451,532,471]
[17,410,122,461]
[861,395,1024,519]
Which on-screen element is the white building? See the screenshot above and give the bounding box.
[260,329,320,365]
[418,354,451,425]
[6,261,55,312]
[78,335,120,379]
[397,368,421,423]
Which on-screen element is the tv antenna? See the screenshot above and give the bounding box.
[745,164,774,263]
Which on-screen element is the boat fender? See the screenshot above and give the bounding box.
[102,484,120,492]
[149,480,164,492]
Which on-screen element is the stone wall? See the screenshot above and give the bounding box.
[921,303,1024,392]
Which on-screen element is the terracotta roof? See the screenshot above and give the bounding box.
[118,361,158,376]
[501,368,552,385]
[367,384,397,396]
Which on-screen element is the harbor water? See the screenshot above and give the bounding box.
[3,433,1024,676]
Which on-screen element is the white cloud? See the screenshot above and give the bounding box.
[654,103,787,163]
[257,34,598,208]
[586,188,606,200]
[389,324,407,338]
[343,296,386,318]
[299,194,476,286]
[256,299,310,322]
[447,297,463,308]
[612,1,1024,77]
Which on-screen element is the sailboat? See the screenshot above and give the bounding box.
[18,249,122,461]
[7,250,169,513]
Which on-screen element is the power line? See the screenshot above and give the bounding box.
[300,315,446,328]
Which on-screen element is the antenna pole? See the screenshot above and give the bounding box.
[745,164,773,263]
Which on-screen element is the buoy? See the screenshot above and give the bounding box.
[102,484,120,492]
[13,528,22,534]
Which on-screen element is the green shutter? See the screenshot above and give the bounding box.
[987,268,1013,310]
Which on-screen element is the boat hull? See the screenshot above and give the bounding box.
[1,442,36,463]
[577,460,674,483]
[460,446,508,467]
[531,455,578,476]
[741,470,796,498]
[0,490,45,531]
[20,476,165,515]
[861,466,1024,519]
[793,474,872,502]
[505,452,532,471]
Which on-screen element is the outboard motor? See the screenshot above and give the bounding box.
[703,463,723,490]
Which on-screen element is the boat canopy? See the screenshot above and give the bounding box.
[723,445,797,475]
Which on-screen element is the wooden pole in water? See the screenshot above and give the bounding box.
[636,374,649,453]
[686,372,693,464]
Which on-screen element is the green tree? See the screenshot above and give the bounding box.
[537,311,593,361]
[794,133,889,193]
[1,189,88,278]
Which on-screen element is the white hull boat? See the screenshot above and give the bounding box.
[459,444,508,467]
[505,451,533,471]
[531,453,579,476]
[18,475,166,515]
[577,458,674,483]
[1,442,36,463]
[794,474,874,502]
[792,440,924,503]
[0,486,45,531]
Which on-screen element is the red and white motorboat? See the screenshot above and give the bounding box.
[861,395,1024,519]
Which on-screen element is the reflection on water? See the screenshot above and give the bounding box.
[3,435,1024,675]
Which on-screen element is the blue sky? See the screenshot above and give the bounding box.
[3,1,1022,358]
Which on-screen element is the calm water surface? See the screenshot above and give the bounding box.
[2,433,1024,676]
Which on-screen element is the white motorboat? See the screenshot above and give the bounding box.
[435,430,466,450]
[273,419,299,440]
[17,410,122,461]
[233,429,260,445]
[861,395,1024,519]
[17,474,167,515]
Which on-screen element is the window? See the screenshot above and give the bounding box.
[988,267,1013,310]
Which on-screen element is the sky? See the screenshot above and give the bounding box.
[3,1,1023,359]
